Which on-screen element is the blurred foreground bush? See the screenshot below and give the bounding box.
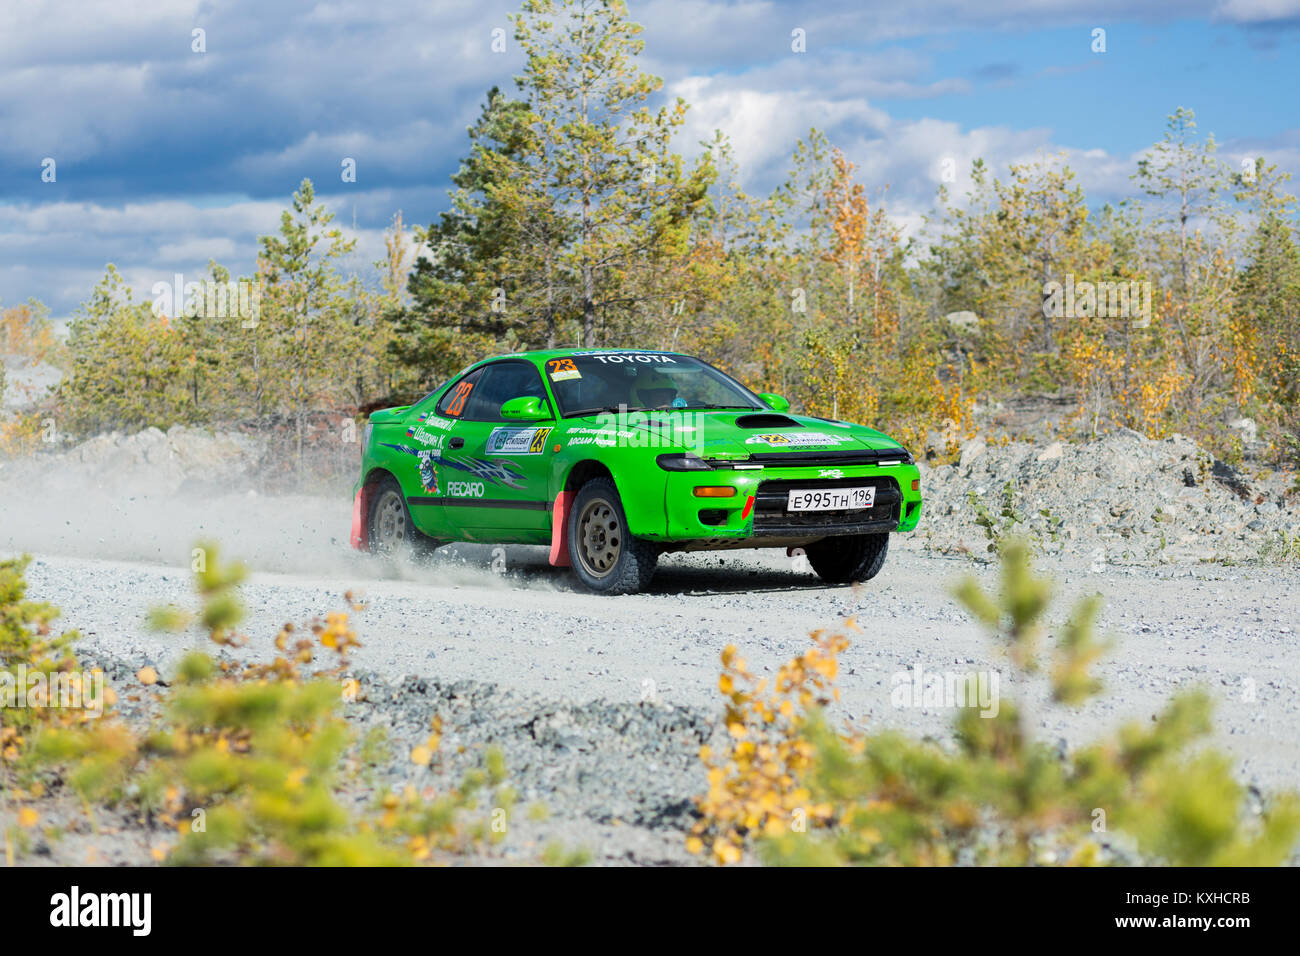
[10,544,511,865]
[692,541,1300,865]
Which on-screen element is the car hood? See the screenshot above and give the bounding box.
[605,409,911,460]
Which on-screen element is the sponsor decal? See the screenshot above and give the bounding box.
[446,481,485,498]
[408,427,446,448]
[567,435,616,447]
[584,352,677,364]
[743,431,850,447]
[443,380,474,417]
[819,468,845,479]
[546,357,582,381]
[564,422,633,447]
[418,455,440,494]
[379,443,440,493]
[568,425,636,438]
[405,413,450,448]
[381,444,525,491]
[487,426,552,456]
[440,454,526,489]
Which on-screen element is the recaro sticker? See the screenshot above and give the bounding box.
[446,481,485,498]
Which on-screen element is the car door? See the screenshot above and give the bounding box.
[438,360,556,540]
[383,367,486,541]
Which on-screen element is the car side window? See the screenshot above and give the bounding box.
[435,367,484,419]
[460,362,551,422]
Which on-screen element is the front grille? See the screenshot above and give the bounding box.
[751,476,901,537]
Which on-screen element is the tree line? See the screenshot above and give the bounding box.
[2,0,1297,469]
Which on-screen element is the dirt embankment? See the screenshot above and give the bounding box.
[916,430,1299,565]
[4,424,1297,569]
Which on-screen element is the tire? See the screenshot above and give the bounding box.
[567,477,659,594]
[806,532,890,585]
[367,476,439,561]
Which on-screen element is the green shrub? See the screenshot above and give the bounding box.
[697,541,1300,866]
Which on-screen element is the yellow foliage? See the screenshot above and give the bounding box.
[690,629,851,863]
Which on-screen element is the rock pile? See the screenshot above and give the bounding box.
[913,430,1300,565]
[0,425,266,496]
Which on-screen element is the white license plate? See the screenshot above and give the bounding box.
[786,486,875,512]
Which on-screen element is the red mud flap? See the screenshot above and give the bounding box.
[350,486,372,551]
[549,490,574,567]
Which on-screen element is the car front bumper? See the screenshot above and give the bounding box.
[655,460,922,544]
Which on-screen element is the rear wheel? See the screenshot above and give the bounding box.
[567,477,658,594]
[367,476,439,561]
[806,532,889,584]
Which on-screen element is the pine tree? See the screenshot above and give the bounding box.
[258,179,357,474]
[513,0,713,346]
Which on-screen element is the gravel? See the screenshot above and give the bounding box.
[917,430,1300,565]
[2,426,1298,865]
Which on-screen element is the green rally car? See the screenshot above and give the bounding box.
[350,349,923,593]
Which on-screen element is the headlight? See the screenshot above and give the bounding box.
[656,452,712,471]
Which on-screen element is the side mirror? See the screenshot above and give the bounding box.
[500,396,549,421]
[758,392,790,413]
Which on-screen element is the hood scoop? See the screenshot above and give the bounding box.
[734,413,801,429]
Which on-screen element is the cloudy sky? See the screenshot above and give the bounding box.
[1,0,1297,321]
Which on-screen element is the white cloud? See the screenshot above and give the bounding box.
[1,0,1295,316]
[1213,0,1300,23]
[0,190,424,320]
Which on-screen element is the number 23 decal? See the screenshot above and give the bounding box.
[445,380,474,417]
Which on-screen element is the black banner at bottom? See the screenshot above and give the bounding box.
[7,865,1284,942]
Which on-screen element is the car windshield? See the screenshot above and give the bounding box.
[544,353,766,417]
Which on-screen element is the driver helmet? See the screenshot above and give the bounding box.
[634,368,678,408]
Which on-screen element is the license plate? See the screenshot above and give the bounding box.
[786,486,875,512]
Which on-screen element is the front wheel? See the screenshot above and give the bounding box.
[806,532,890,584]
[567,477,659,594]
[367,476,439,561]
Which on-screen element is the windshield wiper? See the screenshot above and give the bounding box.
[562,405,650,419]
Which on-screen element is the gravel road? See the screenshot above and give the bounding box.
[3,466,1299,863]
[18,537,1298,768]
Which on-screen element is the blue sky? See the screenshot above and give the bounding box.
[1,0,1297,321]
